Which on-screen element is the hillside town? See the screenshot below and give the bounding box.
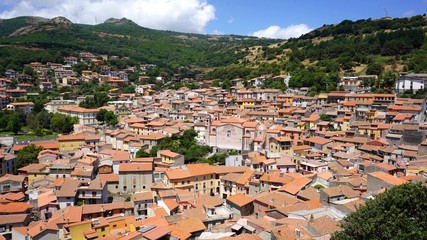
[0,52,426,240]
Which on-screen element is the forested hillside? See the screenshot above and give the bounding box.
[205,15,427,94]
[0,16,278,73]
[0,15,426,95]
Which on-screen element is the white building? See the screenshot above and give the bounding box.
[396,73,426,93]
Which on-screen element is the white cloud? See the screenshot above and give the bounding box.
[211,29,224,35]
[252,24,312,39]
[0,0,216,33]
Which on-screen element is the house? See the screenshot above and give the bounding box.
[253,191,301,218]
[367,171,407,192]
[304,137,332,151]
[37,189,59,221]
[39,82,52,91]
[6,102,34,114]
[99,173,119,194]
[299,160,328,174]
[12,221,59,240]
[175,217,206,239]
[57,106,99,125]
[226,193,254,217]
[268,136,292,158]
[45,100,78,113]
[319,185,360,204]
[157,150,185,166]
[395,73,426,93]
[77,180,109,205]
[0,153,17,176]
[58,134,85,152]
[118,163,153,193]
[0,214,32,239]
[132,191,154,219]
[56,178,81,209]
[0,174,26,194]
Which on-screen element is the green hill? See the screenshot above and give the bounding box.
[1,15,427,94]
[0,16,279,72]
[204,15,427,94]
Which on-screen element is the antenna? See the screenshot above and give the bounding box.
[95,16,98,24]
[384,8,388,18]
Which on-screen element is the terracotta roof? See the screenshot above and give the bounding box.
[143,226,171,240]
[309,216,341,236]
[163,199,179,211]
[158,150,181,158]
[368,171,407,186]
[0,202,32,213]
[58,133,85,141]
[167,225,192,240]
[305,137,332,145]
[297,187,321,201]
[278,177,312,195]
[119,163,152,172]
[176,217,206,233]
[254,191,301,208]
[186,164,214,176]
[132,191,153,202]
[0,214,29,225]
[320,185,359,198]
[165,169,192,180]
[226,193,253,207]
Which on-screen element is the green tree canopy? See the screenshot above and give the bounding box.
[135,148,151,158]
[50,113,77,134]
[332,183,427,240]
[96,109,118,126]
[17,144,44,169]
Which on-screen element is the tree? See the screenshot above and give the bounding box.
[104,111,118,125]
[332,183,427,240]
[96,109,107,123]
[17,144,44,169]
[96,109,118,125]
[50,113,77,134]
[79,92,110,108]
[135,148,151,158]
[8,112,23,134]
[320,114,333,122]
[366,63,383,76]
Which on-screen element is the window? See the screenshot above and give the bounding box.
[227,130,231,138]
[258,204,262,211]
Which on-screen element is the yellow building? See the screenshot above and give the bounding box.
[164,164,217,195]
[158,150,184,165]
[269,136,292,156]
[238,98,255,109]
[66,220,92,240]
[26,164,50,186]
[58,133,85,151]
[301,114,320,130]
[129,123,145,135]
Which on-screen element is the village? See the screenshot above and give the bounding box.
[0,52,426,240]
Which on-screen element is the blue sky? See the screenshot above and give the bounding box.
[0,0,426,38]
